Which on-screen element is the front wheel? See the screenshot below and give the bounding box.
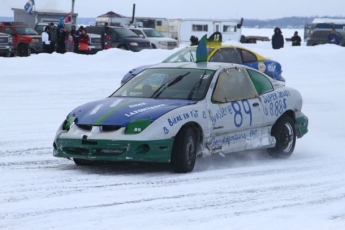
[171,126,197,173]
[267,116,296,158]
[18,44,31,57]
[118,45,128,50]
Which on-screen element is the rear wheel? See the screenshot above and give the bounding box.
[171,126,197,173]
[267,116,296,158]
[73,158,94,166]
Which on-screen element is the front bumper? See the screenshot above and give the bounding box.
[54,138,174,163]
[0,45,13,55]
[295,113,308,138]
[129,45,153,52]
[29,43,43,53]
[88,45,102,54]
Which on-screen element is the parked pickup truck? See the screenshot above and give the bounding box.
[0,22,43,56]
[0,32,14,57]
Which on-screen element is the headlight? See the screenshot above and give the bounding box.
[125,119,151,134]
[8,37,13,43]
[62,116,77,131]
[129,42,138,46]
[31,39,40,43]
[158,41,168,46]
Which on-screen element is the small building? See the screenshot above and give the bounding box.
[11,8,78,28]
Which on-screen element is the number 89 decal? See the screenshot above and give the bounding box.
[231,99,252,127]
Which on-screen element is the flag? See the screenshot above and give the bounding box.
[24,0,35,15]
[64,13,72,23]
[196,34,208,63]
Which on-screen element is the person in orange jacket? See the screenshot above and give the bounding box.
[78,28,89,54]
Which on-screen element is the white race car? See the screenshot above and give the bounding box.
[53,62,308,173]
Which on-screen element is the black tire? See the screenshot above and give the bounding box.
[18,44,31,57]
[73,158,94,166]
[118,45,128,50]
[267,116,296,158]
[171,126,197,173]
[151,44,157,49]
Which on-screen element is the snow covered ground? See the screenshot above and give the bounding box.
[1,28,345,230]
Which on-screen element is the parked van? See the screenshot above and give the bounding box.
[307,29,345,46]
[85,26,152,51]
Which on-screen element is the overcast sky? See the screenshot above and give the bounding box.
[1,0,344,20]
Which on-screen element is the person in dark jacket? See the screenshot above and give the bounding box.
[327,29,340,45]
[101,22,112,50]
[291,31,301,46]
[49,22,57,52]
[56,26,68,54]
[70,25,79,53]
[190,35,199,46]
[272,27,284,49]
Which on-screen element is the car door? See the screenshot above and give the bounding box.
[207,67,264,153]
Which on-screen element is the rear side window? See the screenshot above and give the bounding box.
[212,68,258,103]
[247,69,273,95]
[240,49,257,62]
[209,48,242,64]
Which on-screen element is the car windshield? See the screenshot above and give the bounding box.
[162,47,214,63]
[111,68,215,100]
[113,27,139,38]
[15,27,38,35]
[142,29,165,37]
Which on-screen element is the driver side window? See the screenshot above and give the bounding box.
[212,68,258,103]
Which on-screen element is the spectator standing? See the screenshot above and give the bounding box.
[65,32,74,52]
[78,28,90,55]
[101,22,112,50]
[49,22,57,52]
[327,29,340,45]
[41,26,51,53]
[70,25,79,53]
[190,35,199,46]
[291,31,301,46]
[56,27,67,54]
[272,27,284,49]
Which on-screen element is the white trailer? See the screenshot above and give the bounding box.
[169,18,243,44]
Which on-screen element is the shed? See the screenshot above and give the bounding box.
[11,8,78,28]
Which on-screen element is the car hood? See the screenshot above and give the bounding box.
[68,97,197,126]
[146,37,177,42]
[125,37,150,43]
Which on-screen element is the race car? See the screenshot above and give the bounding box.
[54,62,308,173]
[121,32,285,85]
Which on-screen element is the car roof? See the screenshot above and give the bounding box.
[188,44,268,61]
[146,62,241,71]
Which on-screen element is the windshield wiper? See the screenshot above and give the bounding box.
[189,50,195,62]
[187,71,207,100]
[152,71,190,98]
